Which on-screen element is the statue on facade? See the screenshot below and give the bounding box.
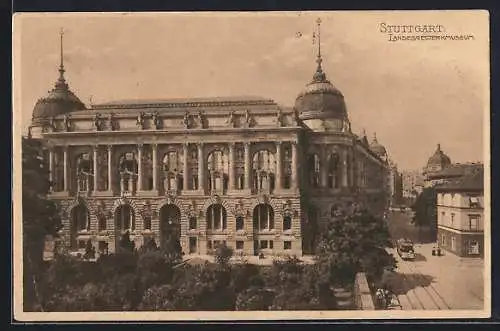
[152,111,161,129]
[136,112,145,129]
[183,111,190,129]
[226,110,236,128]
[197,111,205,128]
[276,109,284,127]
[107,113,115,131]
[48,117,56,130]
[244,109,253,128]
[93,112,102,131]
[293,108,300,125]
[76,153,93,192]
[63,114,71,132]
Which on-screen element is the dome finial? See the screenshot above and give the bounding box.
[312,18,326,82]
[437,143,441,151]
[55,28,68,89]
[373,132,378,142]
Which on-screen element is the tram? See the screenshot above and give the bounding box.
[396,238,415,260]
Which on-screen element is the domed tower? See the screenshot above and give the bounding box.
[370,132,388,162]
[425,143,451,174]
[294,18,350,133]
[29,29,86,139]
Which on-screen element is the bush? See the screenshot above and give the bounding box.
[214,242,233,265]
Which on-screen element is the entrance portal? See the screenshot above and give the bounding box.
[159,204,182,253]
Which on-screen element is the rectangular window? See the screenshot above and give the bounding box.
[189,237,197,254]
[470,196,481,208]
[450,213,455,226]
[468,241,480,255]
[284,241,292,250]
[283,216,292,231]
[189,217,197,230]
[469,216,479,230]
[260,240,268,249]
[236,241,244,250]
[207,240,213,249]
[236,216,244,231]
[78,240,86,249]
[269,240,274,249]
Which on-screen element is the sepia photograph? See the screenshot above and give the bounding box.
[12,10,490,321]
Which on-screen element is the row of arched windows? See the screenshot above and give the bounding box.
[69,203,292,235]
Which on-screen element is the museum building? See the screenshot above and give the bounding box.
[29,31,391,257]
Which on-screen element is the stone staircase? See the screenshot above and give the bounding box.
[332,287,356,310]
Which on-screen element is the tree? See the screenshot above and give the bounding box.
[22,137,62,311]
[315,204,396,285]
[411,187,437,234]
[119,231,135,253]
[214,242,233,265]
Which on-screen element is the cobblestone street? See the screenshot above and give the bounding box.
[386,211,485,310]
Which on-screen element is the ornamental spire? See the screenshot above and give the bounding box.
[312,17,326,82]
[55,28,68,89]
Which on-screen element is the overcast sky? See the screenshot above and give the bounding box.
[13,11,489,171]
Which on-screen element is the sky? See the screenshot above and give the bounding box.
[13,11,489,171]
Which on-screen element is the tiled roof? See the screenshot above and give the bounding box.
[427,162,482,179]
[435,165,484,192]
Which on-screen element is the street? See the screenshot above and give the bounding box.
[385,211,484,310]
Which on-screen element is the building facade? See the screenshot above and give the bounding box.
[436,165,484,258]
[28,31,390,257]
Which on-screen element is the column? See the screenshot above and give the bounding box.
[197,143,204,192]
[342,149,348,187]
[48,148,54,192]
[93,145,98,192]
[291,141,298,189]
[107,145,113,192]
[137,144,143,191]
[229,143,235,190]
[183,143,189,191]
[244,142,251,190]
[63,146,69,191]
[152,144,158,191]
[320,148,328,188]
[275,142,282,190]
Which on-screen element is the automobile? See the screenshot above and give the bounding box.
[396,238,415,260]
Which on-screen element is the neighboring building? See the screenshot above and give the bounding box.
[402,170,424,205]
[423,144,452,187]
[387,160,403,207]
[435,165,484,258]
[28,28,390,257]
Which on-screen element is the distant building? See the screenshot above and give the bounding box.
[423,144,452,187]
[401,170,424,205]
[435,165,484,258]
[387,161,403,207]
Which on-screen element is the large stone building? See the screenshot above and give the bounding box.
[28,29,390,257]
[423,144,452,187]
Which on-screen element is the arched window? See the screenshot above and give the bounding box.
[308,154,320,187]
[71,204,89,232]
[283,145,292,189]
[119,153,138,173]
[253,204,274,230]
[116,205,135,231]
[327,154,340,189]
[236,216,244,231]
[283,215,292,231]
[98,215,107,231]
[207,150,228,192]
[206,204,227,230]
[252,150,275,192]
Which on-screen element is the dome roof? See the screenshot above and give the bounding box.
[370,133,387,158]
[32,71,86,124]
[294,57,347,121]
[426,144,451,169]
